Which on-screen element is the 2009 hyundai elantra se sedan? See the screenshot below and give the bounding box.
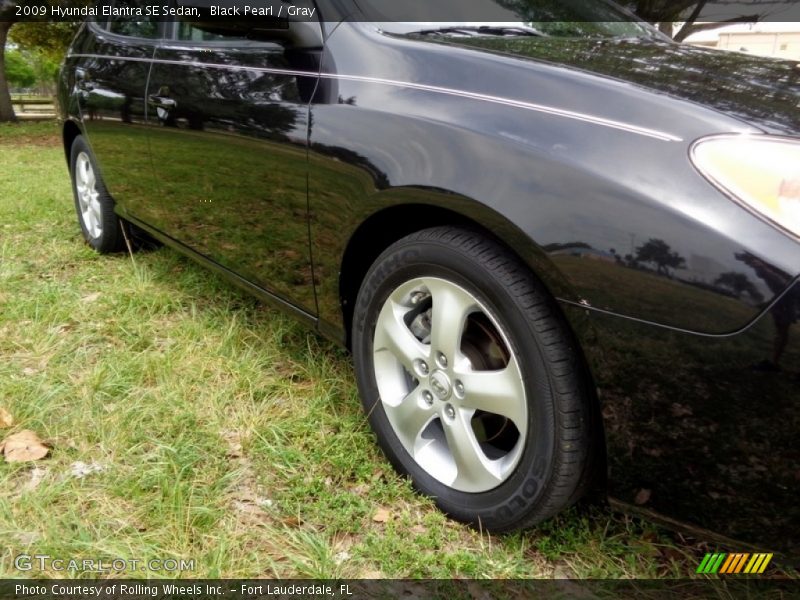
[58,0,799,559]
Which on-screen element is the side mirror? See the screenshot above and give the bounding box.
[176,0,323,48]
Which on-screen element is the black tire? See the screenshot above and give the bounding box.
[352,226,597,531]
[69,135,126,253]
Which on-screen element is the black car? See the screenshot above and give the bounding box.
[58,0,800,560]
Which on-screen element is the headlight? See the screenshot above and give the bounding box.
[691,135,800,239]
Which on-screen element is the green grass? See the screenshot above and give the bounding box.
[0,121,735,579]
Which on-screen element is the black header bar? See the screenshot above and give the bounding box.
[3,0,800,23]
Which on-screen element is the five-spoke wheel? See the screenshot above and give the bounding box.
[373,277,527,493]
[74,151,103,240]
[353,226,595,531]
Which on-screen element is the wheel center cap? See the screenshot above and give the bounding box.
[429,370,451,400]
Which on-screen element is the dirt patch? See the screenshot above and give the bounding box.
[221,429,277,530]
[0,122,62,148]
[0,134,61,148]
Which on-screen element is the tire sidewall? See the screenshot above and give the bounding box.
[69,136,119,252]
[352,240,559,529]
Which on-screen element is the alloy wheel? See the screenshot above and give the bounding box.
[372,277,527,493]
[75,151,103,239]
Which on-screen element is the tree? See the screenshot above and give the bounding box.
[714,271,764,302]
[635,238,687,278]
[1,0,84,121]
[30,51,60,93]
[622,1,789,42]
[0,11,16,121]
[9,21,81,56]
[10,23,71,95]
[4,48,34,88]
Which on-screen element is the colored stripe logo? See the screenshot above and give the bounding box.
[697,552,773,574]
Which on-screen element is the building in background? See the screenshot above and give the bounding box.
[685,22,800,60]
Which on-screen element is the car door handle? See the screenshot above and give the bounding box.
[75,67,92,91]
[148,95,177,110]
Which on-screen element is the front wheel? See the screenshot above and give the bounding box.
[352,226,596,531]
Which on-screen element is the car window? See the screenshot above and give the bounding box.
[176,22,247,42]
[369,0,659,40]
[108,19,159,38]
[107,1,160,38]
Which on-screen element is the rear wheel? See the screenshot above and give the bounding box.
[69,135,125,253]
[352,226,596,531]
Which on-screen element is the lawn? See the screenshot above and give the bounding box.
[0,121,717,579]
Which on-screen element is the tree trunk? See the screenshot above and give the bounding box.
[0,21,18,123]
[658,22,673,37]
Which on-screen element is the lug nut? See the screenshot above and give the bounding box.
[444,404,456,419]
[422,390,434,406]
[415,360,429,376]
[454,380,465,398]
[437,352,448,368]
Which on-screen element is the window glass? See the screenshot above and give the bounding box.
[371,0,658,39]
[176,22,246,42]
[107,1,160,38]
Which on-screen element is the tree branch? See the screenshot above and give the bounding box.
[674,14,761,42]
[684,0,710,27]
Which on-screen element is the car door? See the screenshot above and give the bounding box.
[143,18,322,315]
[76,10,164,217]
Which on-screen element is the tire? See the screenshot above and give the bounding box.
[352,226,596,532]
[69,135,126,253]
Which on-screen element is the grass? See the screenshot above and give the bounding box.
[0,121,759,580]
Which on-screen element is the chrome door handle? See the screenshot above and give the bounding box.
[148,95,177,110]
[75,67,92,90]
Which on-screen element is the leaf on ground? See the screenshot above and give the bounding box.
[1,430,50,462]
[372,507,392,523]
[282,516,301,528]
[80,292,102,303]
[0,407,13,428]
[634,488,652,505]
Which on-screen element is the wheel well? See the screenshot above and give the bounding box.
[63,120,82,165]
